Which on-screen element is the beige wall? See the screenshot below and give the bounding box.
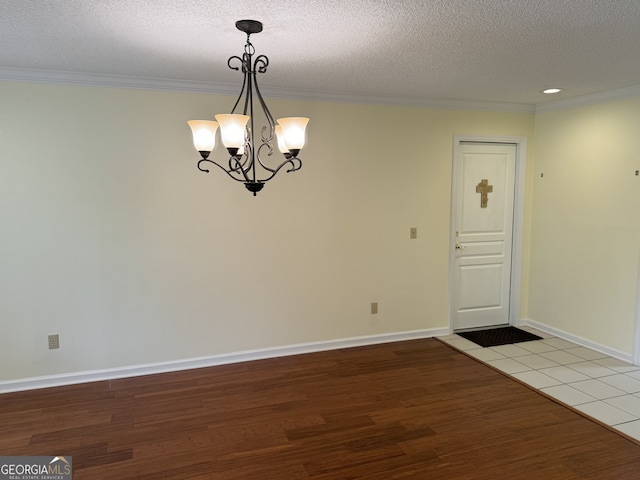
[529,99,640,355]
[0,81,535,382]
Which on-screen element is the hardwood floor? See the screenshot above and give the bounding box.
[1,339,639,479]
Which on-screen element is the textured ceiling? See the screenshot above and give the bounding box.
[2,0,640,108]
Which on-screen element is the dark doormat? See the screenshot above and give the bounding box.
[457,326,543,348]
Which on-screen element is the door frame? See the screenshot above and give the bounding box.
[448,135,528,333]
[634,250,640,365]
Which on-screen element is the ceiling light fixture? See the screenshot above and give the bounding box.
[542,88,562,94]
[188,20,309,196]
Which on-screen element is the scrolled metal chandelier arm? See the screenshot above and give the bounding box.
[196,155,252,184]
[187,19,309,196]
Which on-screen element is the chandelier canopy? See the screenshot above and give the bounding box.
[188,20,309,196]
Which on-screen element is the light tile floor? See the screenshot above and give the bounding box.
[438,326,640,443]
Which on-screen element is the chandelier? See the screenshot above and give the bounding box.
[188,20,309,196]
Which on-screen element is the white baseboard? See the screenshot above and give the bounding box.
[517,318,634,364]
[0,327,450,394]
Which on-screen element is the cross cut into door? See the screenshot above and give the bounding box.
[476,179,493,208]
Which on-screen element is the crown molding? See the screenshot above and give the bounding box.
[0,66,534,113]
[5,67,639,114]
[0,66,241,95]
[265,87,535,113]
[535,84,640,112]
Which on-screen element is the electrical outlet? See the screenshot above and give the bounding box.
[48,334,59,350]
[371,302,378,314]
[410,227,417,239]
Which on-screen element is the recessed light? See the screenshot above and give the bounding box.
[542,88,562,94]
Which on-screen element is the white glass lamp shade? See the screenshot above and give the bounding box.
[274,125,289,154]
[215,114,249,149]
[187,120,219,152]
[277,117,309,150]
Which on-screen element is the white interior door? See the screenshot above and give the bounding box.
[452,143,516,330]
